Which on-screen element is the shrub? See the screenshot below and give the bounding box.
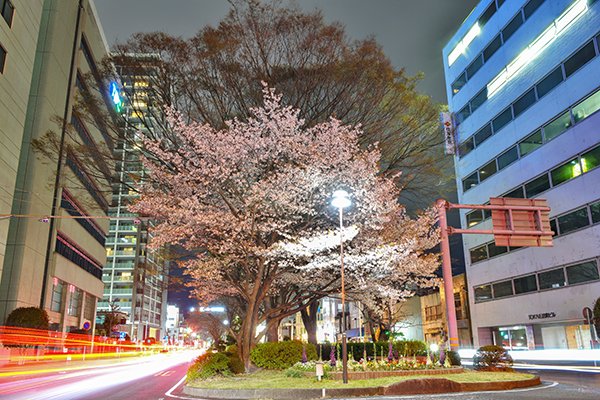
[226,352,245,374]
[446,350,461,366]
[251,341,317,369]
[6,307,49,330]
[187,352,232,381]
[473,345,513,371]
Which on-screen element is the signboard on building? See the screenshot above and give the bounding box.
[440,112,456,155]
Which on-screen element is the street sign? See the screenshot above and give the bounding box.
[584,307,593,324]
[490,197,553,247]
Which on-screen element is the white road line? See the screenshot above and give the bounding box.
[165,375,195,399]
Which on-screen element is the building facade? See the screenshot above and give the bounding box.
[0,0,113,332]
[443,0,600,349]
[98,54,169,341]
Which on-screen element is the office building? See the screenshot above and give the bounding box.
[98,53,169,341]
[443,0,600,349]
[0,0,114,332]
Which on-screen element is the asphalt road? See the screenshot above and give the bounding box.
[1,355,599,400]
[0,351,198,400]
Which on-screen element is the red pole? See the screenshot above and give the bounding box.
[436,199,460,351]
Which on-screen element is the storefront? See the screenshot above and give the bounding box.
[489,321,594,350]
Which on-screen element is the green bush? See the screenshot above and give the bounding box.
[446,350,461,366]
[251,341,317,369]
[473,345,513,371]
[226,352,245,374]
[187,352,232,381]
[318,340,427,362]
[6,307,49,330]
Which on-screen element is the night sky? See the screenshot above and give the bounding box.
[94,0,478,310]
[95,0,479,103]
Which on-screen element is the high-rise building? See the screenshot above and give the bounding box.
[0,0,114,332]
[443,0,600,349]
[98,54,169,341]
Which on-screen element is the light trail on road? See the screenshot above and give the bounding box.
[0,350,199,400]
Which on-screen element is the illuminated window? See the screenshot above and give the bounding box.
[462,172,479,192]
[580,145,600,173]
[479,160,497,182]
[452,72,467,94]
[466,210,483,227]
[474,285,492,302]
[132,101,147,108]
[550,158,580,186]
[134,81,149,88]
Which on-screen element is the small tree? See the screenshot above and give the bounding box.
[5,307,49,330]
[100,300,123,336]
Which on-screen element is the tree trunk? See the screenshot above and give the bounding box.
[300,300,319,345]
[265,317,280,342]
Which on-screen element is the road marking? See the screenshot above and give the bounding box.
[165,380,560,399]
[165,375,194,399]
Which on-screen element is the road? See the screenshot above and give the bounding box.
[1,355,599,400]
[0,350,198,400]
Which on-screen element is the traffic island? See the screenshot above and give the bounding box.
[183,370,541,399]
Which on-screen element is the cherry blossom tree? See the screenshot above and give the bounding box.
[131,86,439,369]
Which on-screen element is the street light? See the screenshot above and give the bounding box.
[331,189,351,384]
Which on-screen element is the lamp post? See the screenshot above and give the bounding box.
[331,189,351,384]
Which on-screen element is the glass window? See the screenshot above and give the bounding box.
[519,130,542,157]
[497,146,518,170]
[564,41,596,78]
[493,280,513,298]
[557,207,589,234]
[0,43,5,74]
[51,280,64,312]
[536,67,563,98]
[514,274,537,294]
[505,186,524,198]
[512,88,536,117]
[470,88,487,112]
[502,13,524,42]
[457,104,471,123]
[572,90,600,123]
[463,172,479,191]
[474,124,493,146]
[492,107,512,132]
[538,268,565,290]
[474,285,493,302]
[550,218,558,236]
[483,208,492,220]
[467,55,484,79]
[1,0,14,27]
[483,34,502,61]
[525,174,550,197]
[68,287,82,316]
[467,210,484,227]
[581,145,600,173]
[523,0,544,19]
[543,111,571,141]
[452,72,467,95]
[479,1,497,26]
[84,293,96,320]
[566,261,599,285]
[590,201,600,224]
[470,244,488,263]
[488,242,508,257]
[550,158,581,186]
[459,137,475,157]
[479,160,497,181]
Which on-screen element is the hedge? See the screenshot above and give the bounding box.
[317,340,427,361]
[250,340,317,369]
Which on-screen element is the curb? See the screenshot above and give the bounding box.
[183,376,541,399]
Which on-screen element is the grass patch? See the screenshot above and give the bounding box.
[188,370,535,389]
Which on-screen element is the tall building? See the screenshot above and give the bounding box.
[443,0,600,349]
[98,54,169,341]
[0,0,114,332]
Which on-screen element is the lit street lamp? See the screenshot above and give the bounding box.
[331,189,351,384]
